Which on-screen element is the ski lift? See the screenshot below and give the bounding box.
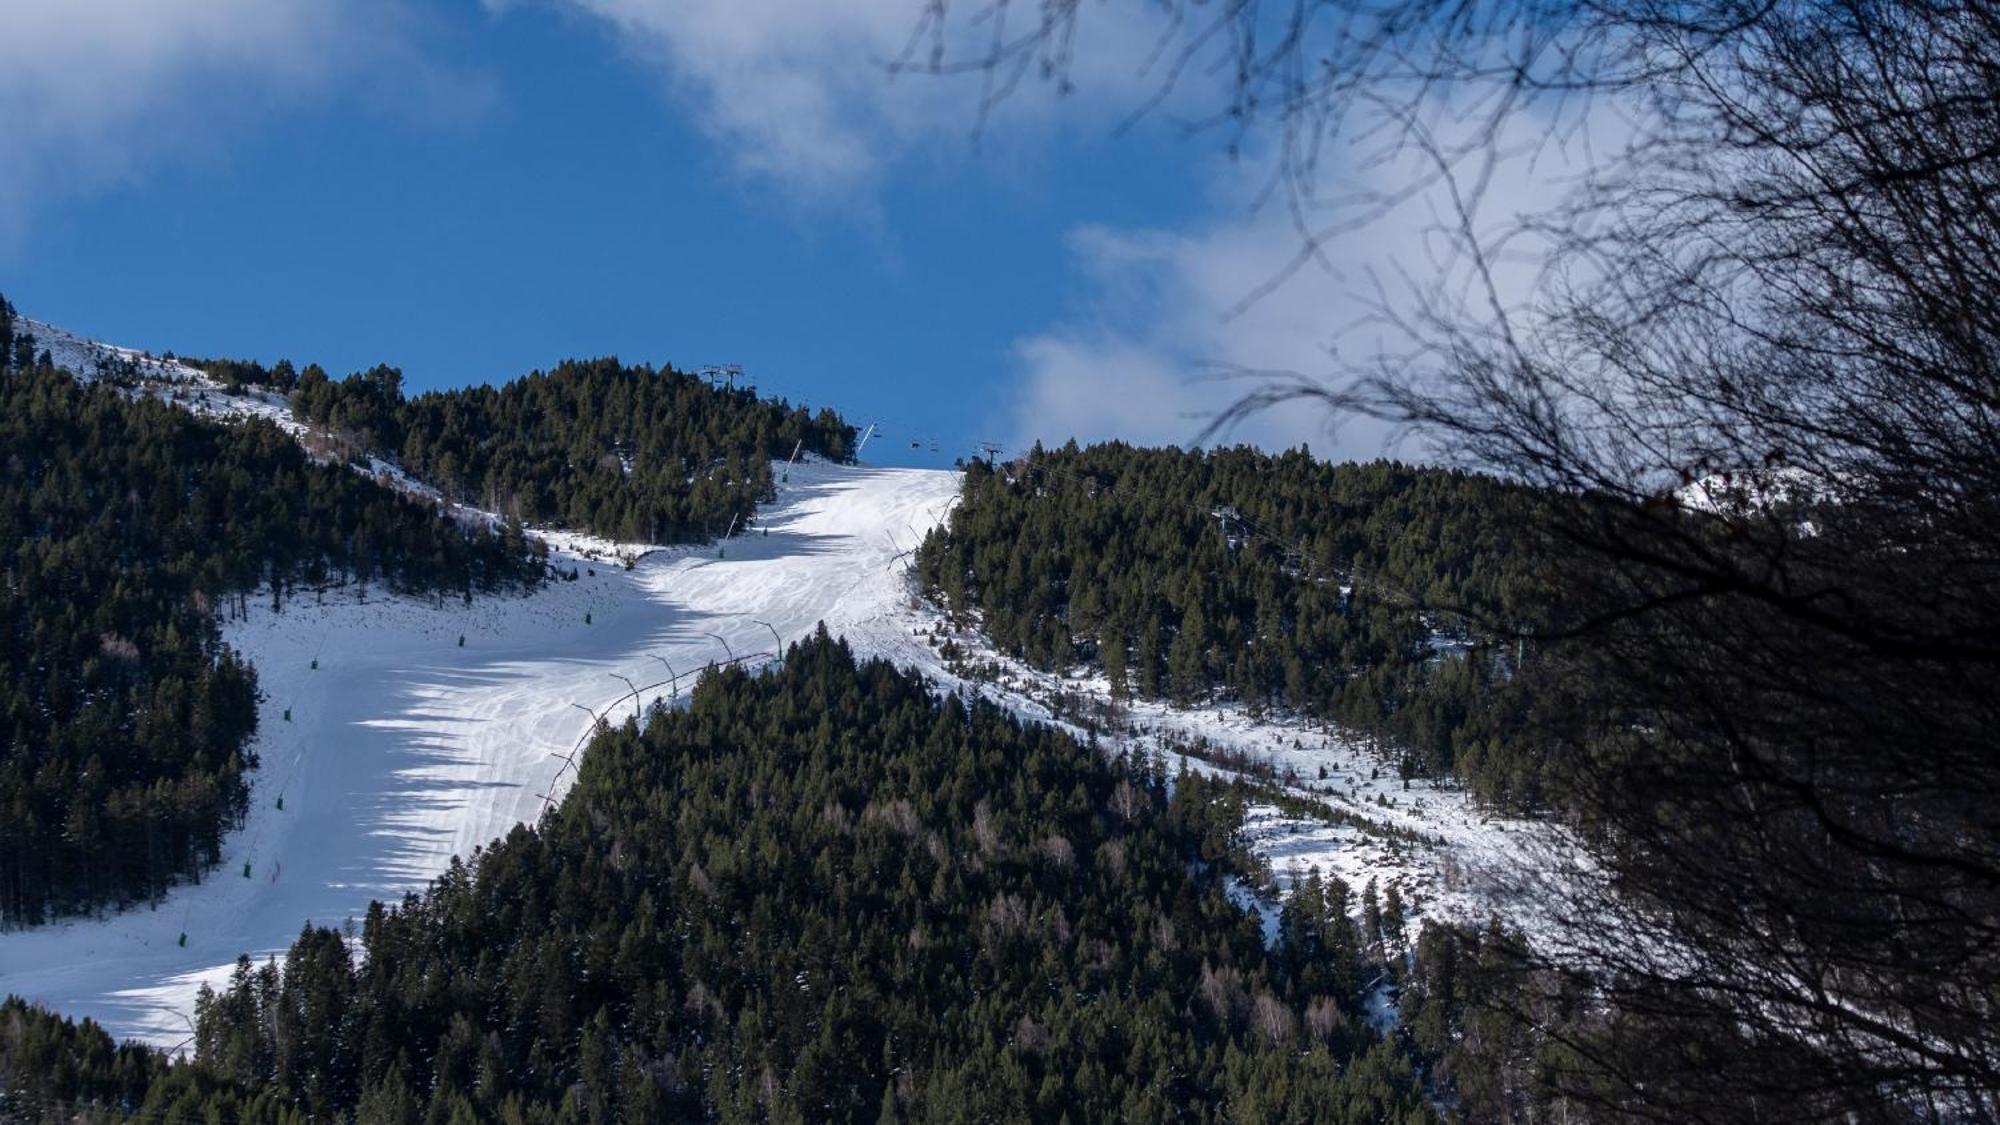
[1213,505,1245,551]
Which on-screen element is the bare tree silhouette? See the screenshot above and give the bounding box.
[902,2,2000,1117]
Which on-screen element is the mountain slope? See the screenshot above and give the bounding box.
[0,311,1547,1083]
[288,355,855,543]
[918,444,1553,803]
[0,354,543,926]
[0,458,961,1046]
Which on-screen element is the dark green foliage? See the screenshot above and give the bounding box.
[0,360,543,925]
[183,355,305,395]
[289,357,856,543]
[1396,921,1825,1124]
[157,633,1429,1122]
[918,442,1552,804]
[0,998,303,1124]
[1401,923,1576,1122]
[0,293,16,374]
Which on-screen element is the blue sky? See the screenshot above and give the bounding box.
[1,1,1452,466]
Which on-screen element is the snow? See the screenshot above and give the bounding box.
[1,316,1561,1049]
[1676,465,1826,517]
[10,317,318,449]
[1225,878,1285,948]
[871,614,1562,948]
[11,317,207,388]
[0,458,961,1049]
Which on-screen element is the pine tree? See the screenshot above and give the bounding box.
[1166,600,1210,705]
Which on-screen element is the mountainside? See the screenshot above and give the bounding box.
[0,449,970,1049]
[286,355,854,543]
[918,443,1555,804]
[0,297,868,927]
[1,642,1445,1123]
[0,330,544,926]
[163,639,1434,1121]
[0,304,1554,1122]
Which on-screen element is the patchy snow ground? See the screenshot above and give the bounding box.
[9,318,633,553]
[1,316,1555,1048]
[863,608,1558,949]
[14,316,312,441]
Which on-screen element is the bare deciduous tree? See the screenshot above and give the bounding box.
[904,2,2000,1117]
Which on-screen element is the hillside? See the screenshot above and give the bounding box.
[918,443,1556,804]
[0,309,545,925]
[0,296,873,927]
[0,306,1551,1120]
[286,355,855,543]
[0,451,972,1047]
[1,640,1448,1123]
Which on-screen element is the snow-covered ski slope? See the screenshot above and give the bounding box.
[0,458,962,1047]
[1,316,1549,1047]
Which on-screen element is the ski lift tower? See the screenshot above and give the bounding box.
[1212,505,1245,552]
[975,442,1004,467]
[699,364,744,390]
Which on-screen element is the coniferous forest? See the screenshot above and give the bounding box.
[285,357,856,543]
[0,634,1437,1123]
[917,443,1557,805]
[0,302,545,926]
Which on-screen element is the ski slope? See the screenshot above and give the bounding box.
[0,459,962,1048]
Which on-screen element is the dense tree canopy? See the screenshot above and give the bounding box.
[290,357,856,543]
[0,998,297,1124]
[4,634,1435,1123]
[0,308,544,925]
[918,443,1554,804]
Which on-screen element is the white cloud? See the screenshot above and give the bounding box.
[1008,209,1394,458]
[507,0,1168,196]
[0,0,485,241]
[524,1,1618,462]
[1008,102,1607,462]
